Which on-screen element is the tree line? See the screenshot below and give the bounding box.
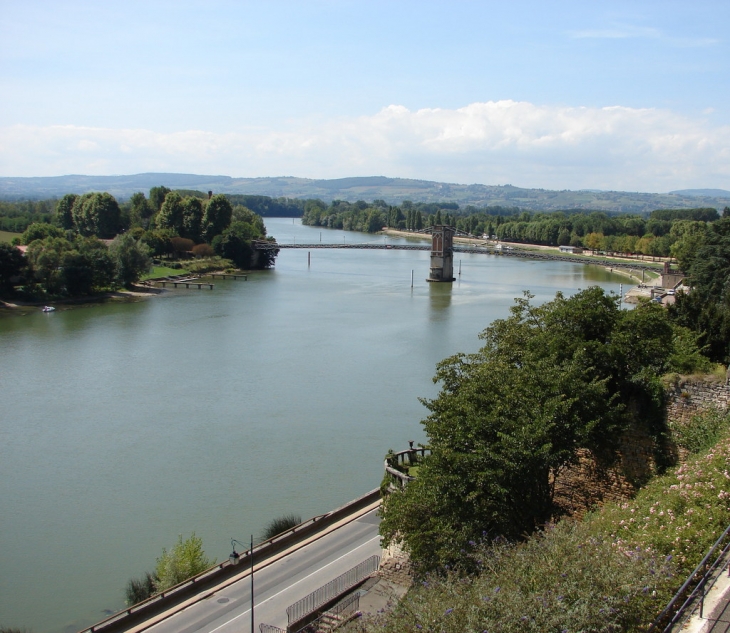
[300,197,728,260]
[0,187,278,299]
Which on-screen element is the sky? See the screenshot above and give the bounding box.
[1,0,729,192]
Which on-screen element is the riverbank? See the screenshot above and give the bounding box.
[0,285,167,317]
[381,228,669,268]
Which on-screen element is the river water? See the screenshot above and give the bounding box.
[0,219,628,632]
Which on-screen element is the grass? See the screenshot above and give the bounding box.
[141,265,191,280]
[352,429,730,633]
[0,230,21,243]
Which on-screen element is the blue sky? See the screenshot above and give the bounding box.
[1,0,728,191]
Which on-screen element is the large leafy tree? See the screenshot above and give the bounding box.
[56,193,78,230]
[109,234,151,287]
[72,192,122,238]
[0,243,26,294]
[21,222,65,245]
[149,186,171,212]
[129,192,154,227]
[156,192,184,235]
[202,194,233,242]
[380,289,684,572]
[181,196,204,242]
[670,217,730,363]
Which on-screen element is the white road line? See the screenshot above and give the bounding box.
[207,534,381,633]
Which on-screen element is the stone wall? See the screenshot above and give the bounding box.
[554,372,730,517]
[664,372,730,426]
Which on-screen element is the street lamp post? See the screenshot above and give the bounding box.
[230,536,255,633]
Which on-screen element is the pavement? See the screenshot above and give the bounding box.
[677,564,730,633]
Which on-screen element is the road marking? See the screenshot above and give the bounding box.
[207,535,381,633]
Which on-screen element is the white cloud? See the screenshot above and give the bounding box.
[1,100,729,191]
[568,23,718,47]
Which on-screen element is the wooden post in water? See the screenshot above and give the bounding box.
[308,251,311,267]
[459,260,462,276]
[411,270,414,288]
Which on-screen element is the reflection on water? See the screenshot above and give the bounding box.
[0,219,631,633]
[428,281,453,319]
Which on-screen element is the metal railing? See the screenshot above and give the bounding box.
[290,592,361,633]
[648,522,730,632]
[77,488,380,633]
[286,555,379,626]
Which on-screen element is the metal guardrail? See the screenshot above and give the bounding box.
[290,592,361,633]
[648,523,730,632]
[286,555,380,626]
[77,488,380,633]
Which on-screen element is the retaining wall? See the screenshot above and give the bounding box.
[554,372,730,516]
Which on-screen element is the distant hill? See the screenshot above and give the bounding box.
[669,188,730,198]
[1,173,729,213]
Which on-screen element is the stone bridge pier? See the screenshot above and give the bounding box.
[427,225,456,282]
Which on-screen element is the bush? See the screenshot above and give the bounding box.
[192,243,215,258]
[669,407,730,454]
[186,257,234,274]
[154,533,213,592]
[260,514,302,541]
[124,571,158,606]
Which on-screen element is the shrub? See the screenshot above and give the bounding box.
[124,571,158,606]
[192,243,215,258]
[260,514,302,542]
[154,533,213,592]
[669,407,730,454]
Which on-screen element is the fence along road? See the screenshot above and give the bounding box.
[129,503,381,633]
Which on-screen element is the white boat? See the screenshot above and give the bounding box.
[42,306,55,312]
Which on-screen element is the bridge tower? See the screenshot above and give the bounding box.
[427,225,456,282]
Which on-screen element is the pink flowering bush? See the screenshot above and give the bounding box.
[591,432,730,576]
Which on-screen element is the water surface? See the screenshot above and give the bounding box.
[0,219,627,632]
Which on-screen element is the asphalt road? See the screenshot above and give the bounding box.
[143,509,381,633]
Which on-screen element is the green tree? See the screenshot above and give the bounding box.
[149,186,171,212]
[0,243,26,294]
[77,236,116,290]
[109,234,151,287]
[380,289,683,572]
[21,222,64,245]
[72,192,121,238]
[26,236,74,294]
[129,192,154,227]
[154,533,213,592]
[156,192,184,235]
[56,193,78,230]
[181,196,204,242]
[213,221,256,268]
[202,194,233,242]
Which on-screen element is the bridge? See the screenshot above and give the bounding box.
[252,236,665,274]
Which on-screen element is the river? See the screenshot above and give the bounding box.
[0,218,628,632]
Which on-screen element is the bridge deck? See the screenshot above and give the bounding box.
[252,242,662,272]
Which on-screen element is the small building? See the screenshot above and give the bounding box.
[659,262,685,289]
[559,245,584,254]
